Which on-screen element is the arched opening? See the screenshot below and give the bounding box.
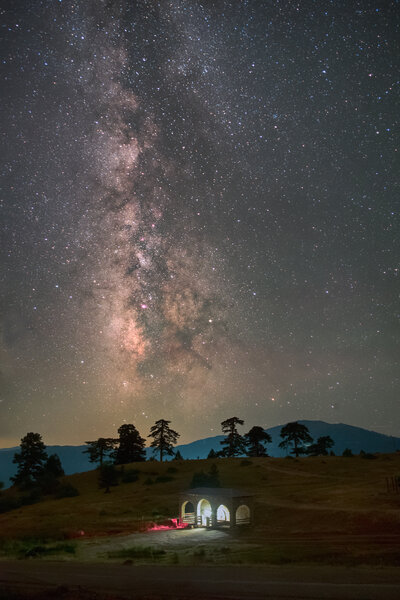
[236,504,250,525]
[216,504,230,524]
[197,498,212,527]
[181,501,195,525]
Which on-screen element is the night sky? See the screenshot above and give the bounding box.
[1,1,399,447]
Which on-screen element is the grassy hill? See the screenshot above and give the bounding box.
[1,454,400,565]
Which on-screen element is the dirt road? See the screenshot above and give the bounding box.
[1,561,400,599]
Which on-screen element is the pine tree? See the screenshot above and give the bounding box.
[244,426,272,457]
[307,436,334,456]
[173,450,184,461]
[83,438,117,466]
[207,448,218,459]
[36,453,65,494]
[11,432,48,488]
[148,419,180,462]
[220,417,246,457]
[45,454,65,477]
[279,422,313,457]
[114,424,146,465]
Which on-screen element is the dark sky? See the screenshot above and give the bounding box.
[1,0,399,447]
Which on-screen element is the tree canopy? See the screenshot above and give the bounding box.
[244,426,272,457]
[114,424,146,464]
[83,438,117,466]
[279,422,313,457]
[148,419,180,462]
[220,417,246,457]
[11,432,48,488]
[307,435,334,456]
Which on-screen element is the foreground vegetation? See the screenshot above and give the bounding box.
[0,453,400,566]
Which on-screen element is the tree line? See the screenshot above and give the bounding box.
[8,419,336,493]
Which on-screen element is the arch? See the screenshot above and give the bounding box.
[197,498,212,527]
[181,500,195,524]
[216,504,230,523]
[235,504,250,525]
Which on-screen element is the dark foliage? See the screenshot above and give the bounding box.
[98,463,119,493]
[360,450,377,459]
[279,422,313,457]
[207,448,218,459]
[173,450,184,460]
[11,432,48,489]
[45,454,65,477]
[190,463,220,488]
[114,423,146,465]
[121,468,139,483]
[307,436,335,456]
[55,483,80,498]
[148,419,180,462]
[0,496,21,514]
[154,475,174,483]
[84,438,117,466]
[342,448,354,457]
[20,488,42,505]
[220,417,246,457]
[244,426,272,457]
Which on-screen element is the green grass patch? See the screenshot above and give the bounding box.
[0,537,76,559]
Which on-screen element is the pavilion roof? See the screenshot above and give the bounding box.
[181,487,253,498]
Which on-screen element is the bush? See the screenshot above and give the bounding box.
[19,541,75,558]
[55,483,79,498]
[342,448,353,457]
[154,475,174,484]
[0,496,21,514]
[359,450,377,459]
[98,463,119,492]
[121,469,139,483]
[240,459,252,467]
[20,488,42,505]
[190,464,220,488]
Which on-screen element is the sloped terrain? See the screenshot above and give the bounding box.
[0,454,399,566]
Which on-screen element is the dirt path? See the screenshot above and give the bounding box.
[79,528,232,560]
[1,561,400,599]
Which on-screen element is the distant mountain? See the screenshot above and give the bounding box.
[0,445,93,488]
[1,421,399,487]
[174,420,400,459]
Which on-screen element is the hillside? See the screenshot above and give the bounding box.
[1,420,399,487]
[1,453,400,567]
[1,454,400,538]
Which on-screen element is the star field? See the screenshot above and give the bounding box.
[1,0,399,446]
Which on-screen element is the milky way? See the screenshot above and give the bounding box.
[1,1,399,445]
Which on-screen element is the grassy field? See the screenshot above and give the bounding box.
[0,454,399,566]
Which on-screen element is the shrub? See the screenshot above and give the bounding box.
[0,497,21,514]
[55,483,79,498]
[342,448,353,457]
[190,463,220,488]
[121,469,139,483]
[98,463,119,492]
[20,488,42,505]
[240,459,252,467]
[359,450,377,459]
[154,475,174,484]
